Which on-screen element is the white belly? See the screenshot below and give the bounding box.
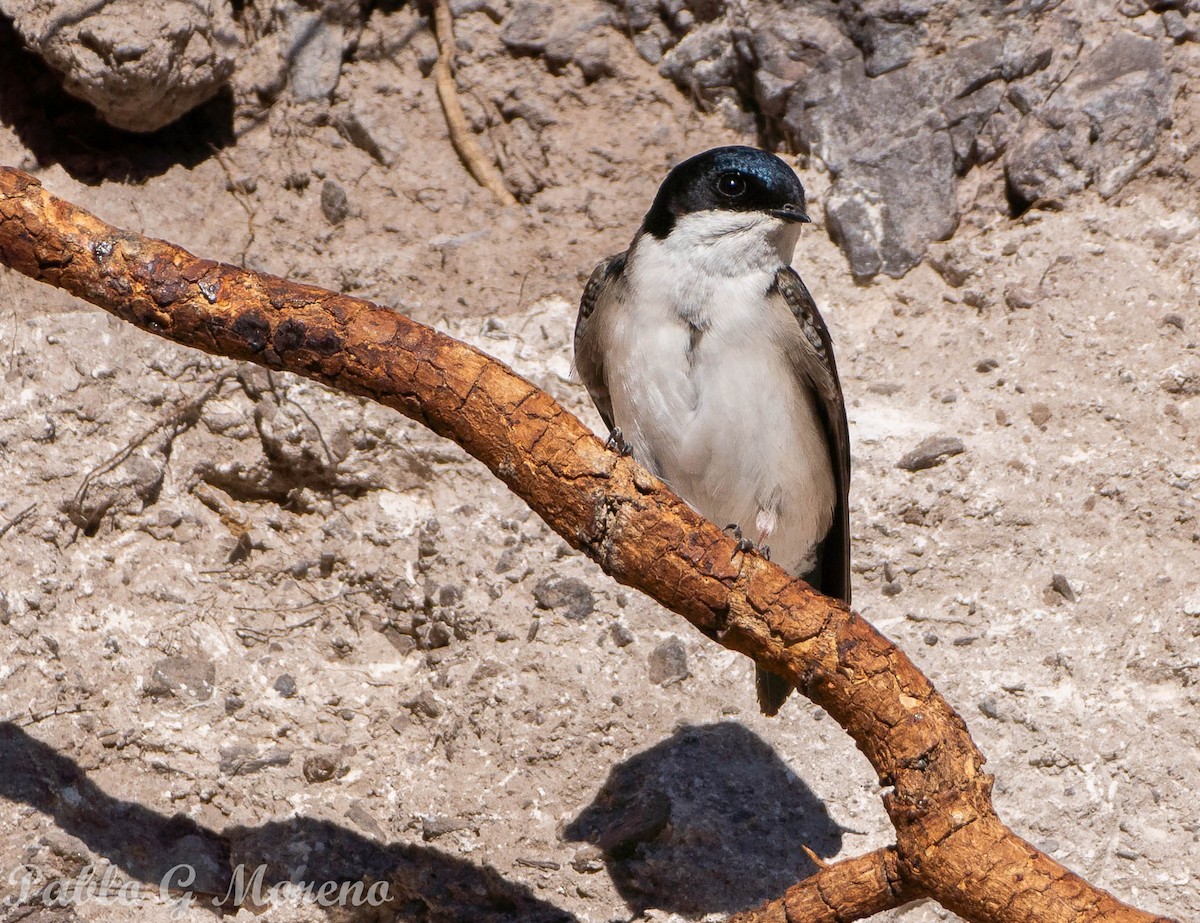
[604,271,836,577]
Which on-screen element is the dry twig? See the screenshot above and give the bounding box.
[0,167,1177,923]
[431,0,519,206]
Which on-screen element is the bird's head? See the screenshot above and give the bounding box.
[639,146,811,269]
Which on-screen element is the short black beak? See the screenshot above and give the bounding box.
[771,204,812,223]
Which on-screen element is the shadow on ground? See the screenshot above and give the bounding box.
[0,722,573,922]
[564,721,843,916]
[1,720,840,920]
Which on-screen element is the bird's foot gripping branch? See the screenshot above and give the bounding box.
[0,167,1175,923]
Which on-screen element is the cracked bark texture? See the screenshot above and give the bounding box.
[728,849,911,923]
[0,167,1177,923]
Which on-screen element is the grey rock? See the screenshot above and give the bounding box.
[145,656,215,701]
[1004,108,1091,208]
[945,83,1006,171]
[659,22,743,104]
[419,620,453,649]
[418,517,441,560]
[330,104,407,166]
[624,0,662,32]
[282,6,346,101]
[822,131,958,280]
[897,435,965,471]
[435,583,463,607]
[501,0,616,79]
[451,0,507,16]
[533,575,596,620]
[345,801,387,840]
[273,673,298,698]
[320,180,350,225]
[1162,9,1193,41]
[1161,360,1200,395]
[302,751,343,784]
[748,9,858,119]
[403,690,444,719]
[500,0,556,54]
[681,0,728,21]
[1050,573,1077,603]
[1005,31,1172,207]
[421,815,473,840]
[2,0,237,132]
[571,844,605,873]
[219,743,293,776]
[1005,285,1037,310]
[839,0,939,77]
[495,547,520,573]
[647,636,688,685]
[788,39,1007,277]
[611,622,635,647]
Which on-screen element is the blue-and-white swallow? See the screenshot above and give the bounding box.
[574,146,851,715]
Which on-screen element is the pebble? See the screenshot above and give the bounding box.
[571,845,605,873]
[302,752,341,784]
[1029,402,1053,426]
[403,690,444,719]
[320,180,350,225]
[1005,286,1036,310]
[218,744,292,776]
[533,575,596,621]
[418,518,441,560]
[145,656,215,701]
[897,435,965,471]
[273,674,298,698]
[611,622,635,647]
[421,815,472,840]
[647,636,688,685]
[1050,574,1077,603]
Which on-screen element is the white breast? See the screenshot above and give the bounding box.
[600,211,836,576]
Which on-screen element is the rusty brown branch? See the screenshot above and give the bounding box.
[0,167,1177,923]
[728,848,914,923]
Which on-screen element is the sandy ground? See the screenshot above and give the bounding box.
[0,3,1198,922]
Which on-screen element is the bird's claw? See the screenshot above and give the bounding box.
[725,524,770,562]
[605,427,634,457]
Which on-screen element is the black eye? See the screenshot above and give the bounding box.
[717,172,747,198]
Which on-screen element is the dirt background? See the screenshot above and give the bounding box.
[0,2,1198,921]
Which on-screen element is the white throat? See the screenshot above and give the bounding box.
[663,209,800,273]
[628,209,800,329]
